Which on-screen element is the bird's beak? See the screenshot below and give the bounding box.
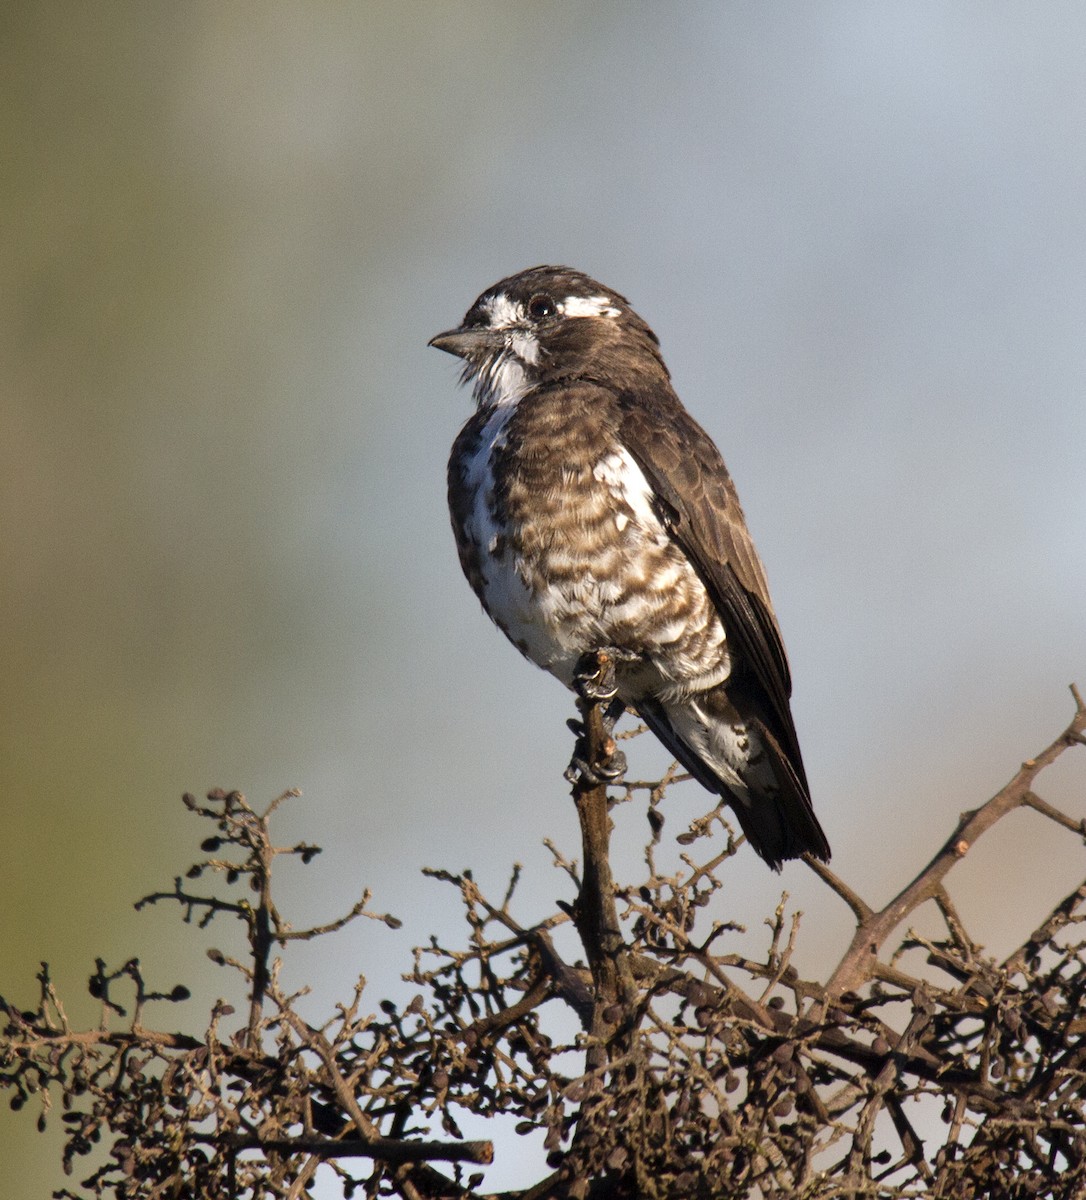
[428,326,504,360]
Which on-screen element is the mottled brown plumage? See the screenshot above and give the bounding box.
[432,266,829,869]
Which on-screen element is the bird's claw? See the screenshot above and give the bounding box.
[572,651,620,705]
[597,747,627,780]
[564,745,628,789]
[566,651,631,788]
[567,704,623,739]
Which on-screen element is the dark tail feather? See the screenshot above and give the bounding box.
[736,719,830,869]
[635,699,831,871]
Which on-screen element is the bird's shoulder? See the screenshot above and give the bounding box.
[612,385,773,602]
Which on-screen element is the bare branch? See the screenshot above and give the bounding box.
[821,684,1086,998]
[4,688,1085,1198]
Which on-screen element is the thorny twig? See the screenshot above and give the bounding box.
[2,688,1085,1199]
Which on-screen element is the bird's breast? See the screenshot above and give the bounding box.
[449,394,730,695]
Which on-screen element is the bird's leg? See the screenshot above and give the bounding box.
[564,650,629,788]
[565,650,640,1076]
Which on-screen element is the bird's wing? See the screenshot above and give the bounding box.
[614,385,806,786]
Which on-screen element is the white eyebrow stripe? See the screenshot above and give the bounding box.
[484,294,523,328]
[561,295,620,318]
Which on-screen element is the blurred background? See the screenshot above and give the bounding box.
[3,4,1085,1192]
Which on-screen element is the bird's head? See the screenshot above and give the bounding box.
[429,265,668,408]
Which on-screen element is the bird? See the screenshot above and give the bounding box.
[430,266,829,869]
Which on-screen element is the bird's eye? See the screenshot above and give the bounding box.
[527,294,557,321]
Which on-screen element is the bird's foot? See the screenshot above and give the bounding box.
[572,650,621,705]
[564,745,628,789]
[565,653,629,789]
[566,696,625,741]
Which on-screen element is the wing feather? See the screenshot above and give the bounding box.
[615,388,806,783]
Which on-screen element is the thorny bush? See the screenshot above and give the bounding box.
[3,678,1086,1199]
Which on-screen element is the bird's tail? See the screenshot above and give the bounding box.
[732,719,830,868]
[635,696,830,871]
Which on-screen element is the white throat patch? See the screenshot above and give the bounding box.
[471,352,530,409]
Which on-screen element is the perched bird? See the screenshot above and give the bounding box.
[430,266,829,869]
